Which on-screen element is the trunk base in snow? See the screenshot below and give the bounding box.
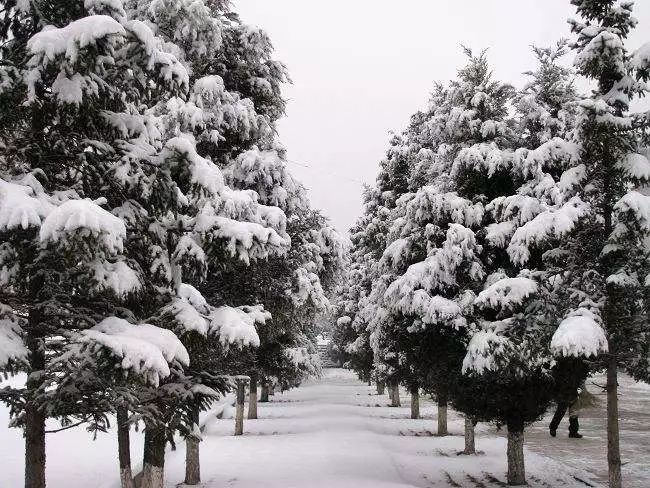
[184,437,200,485]
[410,387,419,419]
[506,427,526,485]
[248,372,258,420]
[389,383,401,407]
[235,379,246,436]
[139,465,164,488]
[463,418,476,455]
[607,358,622,488]
[437,402,448,436]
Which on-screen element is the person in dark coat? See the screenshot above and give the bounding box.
[550,358,593,439]
[549,383,583,438]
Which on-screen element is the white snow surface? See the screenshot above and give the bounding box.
[0,369,612,487]
[551,309,608,358]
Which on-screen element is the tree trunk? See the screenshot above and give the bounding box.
[390,383,401,407]
[184,403,201,485]
[607,356,622,488]
[234,380,246,436]
[260,383,269,403]
[376,380,385,395]
[269,384,275,396]
[140,425,166,488]
[506,423,526,485]
[25,332,46,488]
[410,386,420,419]
[248,372,258,420]
[437,396,448,436]
[117,407,135,488]
[463,418,476,455]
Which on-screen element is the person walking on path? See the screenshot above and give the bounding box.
[549,381,595,438]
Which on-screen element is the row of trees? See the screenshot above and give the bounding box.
[333,1,650,486]
[0,1,343,488]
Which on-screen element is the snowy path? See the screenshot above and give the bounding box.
[162,369,601,488]
[3,369,642,487]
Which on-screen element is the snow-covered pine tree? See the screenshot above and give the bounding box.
[380,50,515,442]
[111,2,296,485]
[566,2,650,484]
[457,44,594,484]
[501,2,650,486]
[0,1,198,487]
[0,2,292,488]
[217,146,344,401]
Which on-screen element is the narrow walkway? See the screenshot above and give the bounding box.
[164,369,601,488]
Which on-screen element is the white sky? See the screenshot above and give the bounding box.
[233,0,650,233]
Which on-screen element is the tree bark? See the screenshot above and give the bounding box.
[25,332,46,488]
[437,396,448,436]
[607,356,622,488]
[234,380,246,436]
[184,403,201,485]
[506,423,526,485]
[376,380,385,395]
[140,425,166,488]
[410,386,420,419]
[248,371,258,420]
[117,407,135,488]
[260,383,269,403]
[390,383,401,407]
[463,417,476,455]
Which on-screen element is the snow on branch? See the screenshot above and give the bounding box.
[551,309,608,358]
[508,196,590,264]
[462,328,511,374]
[27,15,125,64]
[613,190,650,232]
[475,276,537,311]
[91,259,142,297]
[39,198,127,254]
[163,135,225,196]
[617,153,650,181]
[0,177,53,231]
[0,311,28,367]
[80,317,189,386]
[210,305,266,347]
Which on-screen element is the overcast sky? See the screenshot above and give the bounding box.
[233,1,650,233]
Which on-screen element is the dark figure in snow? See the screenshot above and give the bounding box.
[550,358,594,438]
[549,393,581,438]
[549,381,595,438]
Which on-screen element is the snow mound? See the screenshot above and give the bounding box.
[551,310,608,358]
[81,317,189,386]
[39,198,126,254]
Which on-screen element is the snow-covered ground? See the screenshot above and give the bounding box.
[1,369,648,487]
